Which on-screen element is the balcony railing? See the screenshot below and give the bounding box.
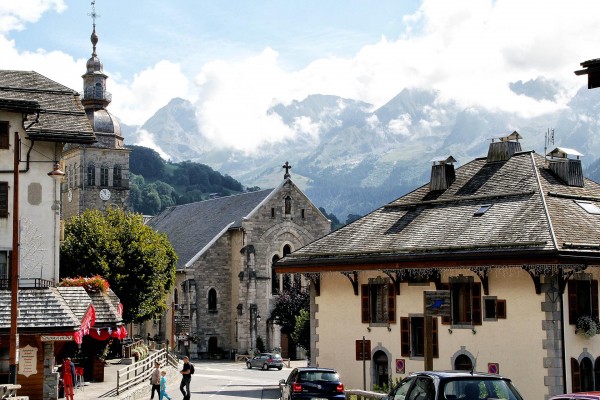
[0,278,55,289]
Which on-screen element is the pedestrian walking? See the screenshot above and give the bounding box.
[150,361,161,400]
[179,356,193,400]
[160,370,172,400]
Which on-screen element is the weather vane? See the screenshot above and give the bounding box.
[88,1,100,27]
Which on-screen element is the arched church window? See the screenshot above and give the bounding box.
[282,245,292,291]
[272,255,281,295]
[208,288,217,312]
[95,82,102,98]
[113,164,122,187]
[100,165,109,186]
[285,196,292,215]
[283,245,291,257]
[87,164,96,186]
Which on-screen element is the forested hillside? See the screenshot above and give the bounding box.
[128,145,247,215]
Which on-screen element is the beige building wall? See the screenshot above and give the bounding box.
[315,268,547,400]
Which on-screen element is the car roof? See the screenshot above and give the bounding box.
[550,392,600,400]
[295,367,337,373]
[408,371,511,380]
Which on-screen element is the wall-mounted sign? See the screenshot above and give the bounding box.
[41,335,74,342]
[19,345,37,377]
[488,363,499,374]
[396,359,405,374]
[424,290,451,317]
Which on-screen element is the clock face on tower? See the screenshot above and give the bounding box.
[100,188,111,201]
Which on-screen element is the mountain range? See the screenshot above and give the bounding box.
[122,80,600,218]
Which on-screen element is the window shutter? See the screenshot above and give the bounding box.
[355,339,371,360]
[361,284,370,323]
[0,182,8,218]
[433,318,439,358]
[440,283,451,325]
[471,283,482,325]
[0,122,8,149]
[496,300,507,319]
[568,280,578,325]
[592,280,599,320]
[572,358,581,393]
[388,284,396,323]
[400,317,410,357]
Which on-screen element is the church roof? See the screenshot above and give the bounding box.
[278,151,600,272]
[149,189,274,269]
[0,70,96,144]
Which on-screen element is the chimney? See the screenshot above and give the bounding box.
[487,131,523,162]
[430,156,457,191]
[547,147,584,187]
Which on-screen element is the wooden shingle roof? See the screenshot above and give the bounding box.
[278,150,600,272]
[87,288,123,327]
[0,70,95,144]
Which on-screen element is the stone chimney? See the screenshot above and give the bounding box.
[487,131,523,162]
[547,147,584,187]
[430,156,457,191]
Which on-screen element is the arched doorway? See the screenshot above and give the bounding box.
[454,354,473,371]
[581,357,594,391]
[373,350,389,388]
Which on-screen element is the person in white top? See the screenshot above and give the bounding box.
[150,361,161,400]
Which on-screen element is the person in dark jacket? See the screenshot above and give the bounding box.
[179,356,192,400]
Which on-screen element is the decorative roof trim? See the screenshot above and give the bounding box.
[184,221,235,268]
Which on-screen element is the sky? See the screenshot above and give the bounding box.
[2,0,600,152]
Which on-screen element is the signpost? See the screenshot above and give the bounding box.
[423,290,450,371]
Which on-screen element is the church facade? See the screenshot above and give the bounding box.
[149,168,330,358]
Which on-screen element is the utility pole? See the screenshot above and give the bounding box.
[9,132,20,384]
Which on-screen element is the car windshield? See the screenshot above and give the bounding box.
[442,379,523,400]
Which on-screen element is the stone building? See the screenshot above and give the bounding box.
[61,8,130,221]
[149,167,330,358]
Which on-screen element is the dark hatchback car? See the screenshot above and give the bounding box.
[279,367,345,400]
[550,392,600,400]
[246,353,284,370]
[388,371,523,400]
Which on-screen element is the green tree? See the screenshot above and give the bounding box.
[60,208,177,323]
[269,289,309,334]
[291,308,310,355]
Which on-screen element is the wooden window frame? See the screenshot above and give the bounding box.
[400,316,438,358]
[568,279,599,325]
[0,182,8,218]
[361,283,396,325]
[87,164,96,186]
[440,280,482,326]
[100,166,109,187]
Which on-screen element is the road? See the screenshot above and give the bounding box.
[174,360,303,400]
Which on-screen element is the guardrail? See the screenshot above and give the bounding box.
[121,339,145,358]
[344,389,387,400]
[116,349,178,395]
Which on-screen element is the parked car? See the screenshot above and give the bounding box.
[388,371,523,400]
[246,353,284,370]
[550,392,600,400]
[279,367,345,400]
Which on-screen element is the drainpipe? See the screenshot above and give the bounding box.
[0,111,39,174]
[559,285,567,392]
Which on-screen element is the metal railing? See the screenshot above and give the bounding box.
[345,389,387,400]
[0,278,54,289]
[116,349,178,395]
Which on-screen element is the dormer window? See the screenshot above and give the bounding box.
[474,204,492,216]
[575,200,600,215]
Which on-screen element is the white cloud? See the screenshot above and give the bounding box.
[388,114,412,136]
[0,0,65,34]
[134,129,171,160]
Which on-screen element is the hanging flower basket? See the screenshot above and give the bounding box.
[576,315,599,338]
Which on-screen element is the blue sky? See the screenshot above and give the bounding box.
[2,1,600,152]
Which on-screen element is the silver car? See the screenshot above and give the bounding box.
[246,353,284,370]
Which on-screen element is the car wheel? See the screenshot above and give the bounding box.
[278,366,283,370]
[262,363,268,370]
[246,362,252,369]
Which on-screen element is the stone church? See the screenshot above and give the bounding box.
[149,166,331,358]
[60,10,130,221]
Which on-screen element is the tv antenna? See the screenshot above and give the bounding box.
[544,128,555,162]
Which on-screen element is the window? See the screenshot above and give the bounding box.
[441,278,482,326]
[361,280,396,324]
[407,377,435,400]
[390,377,415,400]
[401,316,438,358]
[474,204,492,216]
[271,255,280,295]
[0,121,8,149]
[73,163,78,187]
[284,196,291,215]
[208,288,217,312]
[283,274,292,291]
[575,200,600,215]
[113,165,122,187]
[0,251,8,281]
[100,165,109,186]
[0,182,8,218]
[271,208,275,218]
[568,279,599,324]
[483,297,507,321]
[87,164,95,186]
[301,209,305,219]
[571,357,595,392]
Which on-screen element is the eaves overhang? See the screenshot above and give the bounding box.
[275,246,600,273]
[26,128,97,144]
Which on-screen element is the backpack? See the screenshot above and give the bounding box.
[189,363,194,375]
